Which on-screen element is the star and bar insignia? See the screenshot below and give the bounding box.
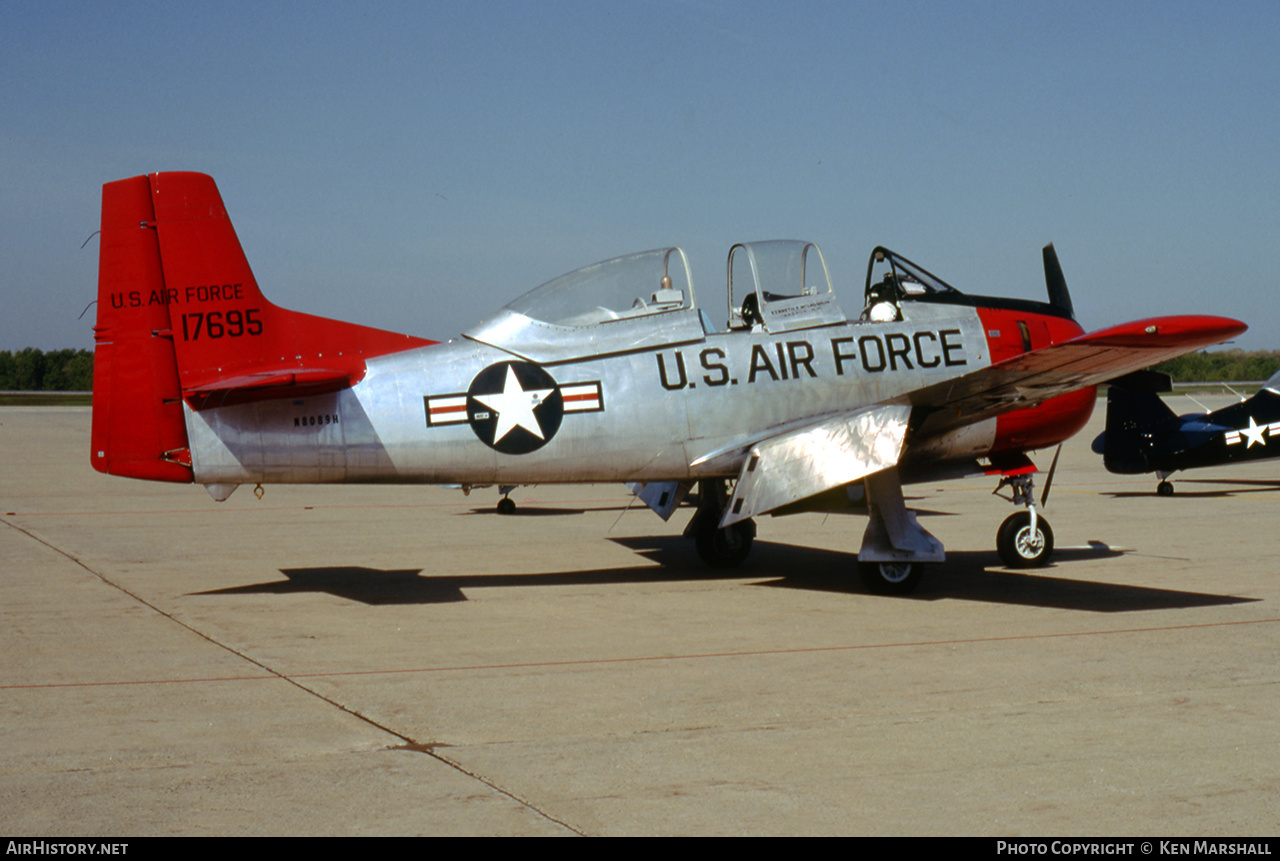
[425,360,603,454]
[1223,415,1280,449]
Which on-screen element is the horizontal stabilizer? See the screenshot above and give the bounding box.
[183,367,354,405]
[720,404,912,527]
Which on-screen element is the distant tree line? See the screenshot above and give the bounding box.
[0,349,95,391]
[1149,349,1280,383]
[1,346,1277,392]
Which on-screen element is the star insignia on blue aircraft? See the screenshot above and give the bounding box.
[1239,415,1268,448]
[424,361,604,454]
[1224,415,1271,448]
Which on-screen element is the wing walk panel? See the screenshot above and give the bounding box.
[720,404,912,526]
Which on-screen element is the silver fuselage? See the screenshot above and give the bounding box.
[185,301,994,487]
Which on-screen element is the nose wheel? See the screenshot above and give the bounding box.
[993,467,1055,568]
[997,511,1054,567]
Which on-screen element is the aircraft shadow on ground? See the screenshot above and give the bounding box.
[1105,478,1280,499]
[456,490,950,520]
[192,555,751,605]
[621,537,1256,612]
[192,537,1255,612]
[465,506,590,517]
[461,503,639,517]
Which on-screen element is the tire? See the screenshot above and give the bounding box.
[1156,481,1174,497]
[695,520,755,568]
[997,511,1054,568]
[496,497,517,514]
[857,560,924,595]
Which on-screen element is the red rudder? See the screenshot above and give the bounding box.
[91,176,192,481]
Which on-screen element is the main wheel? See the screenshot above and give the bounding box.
[1156,480,1174,497]
[496,497,517,514]
[997,511,1054,568]
[695,520,755,568]
[857,560,924,595]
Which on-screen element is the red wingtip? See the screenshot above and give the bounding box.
[1079,315,1247,349]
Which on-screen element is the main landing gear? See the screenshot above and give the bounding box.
[857,559,924,595]
[496,486,517,514]
[683,461,1059,595]
[993,473,1054,568]
[856,467,944,594]
[688,479,756,568]
[855,466,1058,593]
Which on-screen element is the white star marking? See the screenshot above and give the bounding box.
[1239,415,1268,448]
[475,366,554,443]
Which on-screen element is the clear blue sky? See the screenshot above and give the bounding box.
[4,0,1278,350]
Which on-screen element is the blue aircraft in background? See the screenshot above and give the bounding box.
[1093,370,1280,495]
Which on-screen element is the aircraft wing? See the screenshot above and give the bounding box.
[717,314,1244,526]
[902,315,1245,440]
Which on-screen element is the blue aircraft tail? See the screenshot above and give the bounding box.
[1091,382,1179,474]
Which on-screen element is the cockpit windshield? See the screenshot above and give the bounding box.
[465,247,706,362]
[503,247,694,327]
[727,240,845,333]
[861,247,962,322]
[864,247,962,300]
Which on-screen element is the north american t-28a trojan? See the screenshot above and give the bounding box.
[1093,371,1280,495]
[90,173,1245,593]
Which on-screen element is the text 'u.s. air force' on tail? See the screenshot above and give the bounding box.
[90,173,1245,594]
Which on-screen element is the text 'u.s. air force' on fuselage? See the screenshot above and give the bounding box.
[1093,370,1280,495]
[653,329,968,390]
[90,173,1246,593]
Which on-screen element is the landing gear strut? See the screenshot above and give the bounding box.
[856,468,943,594]
[993,473,1054,567]
[689,479,755,568]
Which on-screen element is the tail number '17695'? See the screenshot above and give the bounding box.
[180,309,264,341]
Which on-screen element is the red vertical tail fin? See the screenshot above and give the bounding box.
[91,176,191,481]
[147,172,434,401]
[91,172,434,481]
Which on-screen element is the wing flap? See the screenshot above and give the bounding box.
[720,404,912,526]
